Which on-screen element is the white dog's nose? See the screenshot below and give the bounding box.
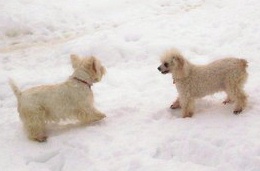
[157,67,161,71]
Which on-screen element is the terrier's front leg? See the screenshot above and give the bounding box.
[78,108,106,124]
[90,108,106,121]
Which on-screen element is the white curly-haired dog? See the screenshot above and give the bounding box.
[9,55,106,142]
[158,49,248,118]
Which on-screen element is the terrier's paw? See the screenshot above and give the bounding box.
[97,113,106,119]
[92,113,106,122]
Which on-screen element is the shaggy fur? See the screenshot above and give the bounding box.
[158,49,248,118]
[9,55,106,142]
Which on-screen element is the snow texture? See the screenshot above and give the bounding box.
[0,0,260,171]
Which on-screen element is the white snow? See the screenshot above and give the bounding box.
[1,0,260,171]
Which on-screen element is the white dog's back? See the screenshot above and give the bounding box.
[186,58,248,97]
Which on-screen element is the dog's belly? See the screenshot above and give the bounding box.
[50,109,77,121]
[43,93,92,121]
[176,79,224,98]
[48,99,91,119]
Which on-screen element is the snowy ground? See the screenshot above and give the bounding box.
[1,0,260,170]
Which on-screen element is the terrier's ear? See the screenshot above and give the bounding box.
[101,66,106,76]
[90,56,98,73]
[70,54,81,69]
[91,56,106,76]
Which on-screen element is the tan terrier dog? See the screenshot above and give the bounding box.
[158,49,248,118]
[9,55,106,142]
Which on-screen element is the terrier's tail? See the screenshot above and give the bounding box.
[9,79,22,99]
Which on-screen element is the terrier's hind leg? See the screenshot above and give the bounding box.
[25,122,47,142]
[21,108,47,142]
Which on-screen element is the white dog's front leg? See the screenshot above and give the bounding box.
[180,98,195,118]
[170,97,181,109]
[223,95,233,104]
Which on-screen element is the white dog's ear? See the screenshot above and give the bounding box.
[175,55,185,69]
[71,54,81,69]
[174,54,189,78]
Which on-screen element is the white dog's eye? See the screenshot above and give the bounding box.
[164,62,169,67]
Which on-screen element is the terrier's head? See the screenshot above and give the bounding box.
[71,55,106,83]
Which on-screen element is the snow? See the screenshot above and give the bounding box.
[0,0,260,171]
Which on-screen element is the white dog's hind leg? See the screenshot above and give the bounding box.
[226,82,247,114]
[233,89,247,114]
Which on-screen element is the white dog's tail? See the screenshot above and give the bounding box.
[240,59,248,68]
[9,79,22,99]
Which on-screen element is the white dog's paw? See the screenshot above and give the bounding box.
[170,104,181,109]
[223,99,233,105]
[233,109,242,114]
[170,101,181,109]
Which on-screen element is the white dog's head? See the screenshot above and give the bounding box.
[158,49,189,78]
[71,55,106,83]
